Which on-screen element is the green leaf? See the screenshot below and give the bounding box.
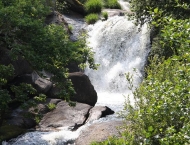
[148,126,154,132]
[154,7,158,13]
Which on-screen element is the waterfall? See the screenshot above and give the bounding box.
[85,16,150,115]
[3,2,150,145]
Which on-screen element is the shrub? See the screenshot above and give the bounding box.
[84,0,102,13]
[123,56,190,144]
[102,11,108,20]
[47,103,56,110]
[68,24,73,31]
[85,13,99,24]
[103,0,121,9]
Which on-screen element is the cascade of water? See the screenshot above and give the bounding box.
[3,2,150,145]
[85,16,150,115]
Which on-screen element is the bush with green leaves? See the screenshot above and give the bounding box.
[47,103,56,110]
[103,0,121,9]
[85,13,99,24]
[91,0,190,145]
[0,0,96,126]
[130,0,190,26]
[84,0,102,14]
[121,56,190,145]
[55,0,68,13]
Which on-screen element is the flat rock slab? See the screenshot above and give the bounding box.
[75,121,123,145]
[39,101,92,130]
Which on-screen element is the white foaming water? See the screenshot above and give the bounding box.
[118,0,131,13]
[3,4,150,145]
[85,16,150,116]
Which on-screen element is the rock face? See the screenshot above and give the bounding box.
[6,108,36,129]
[86,106,114,123]
[75,121,124,145]
[11,71,53,95]
[6,99,62,129]
[39,101,92,130]
[65,0,85,15]
[69,72,97,106]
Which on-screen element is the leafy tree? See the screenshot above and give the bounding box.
[0,0,96,126]
[130,0,190,26]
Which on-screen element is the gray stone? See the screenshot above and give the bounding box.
[75,121,124,145]
[39,101,92,130]
[7,99,62,129]
[69,72,97,106]
[12,71,53,94]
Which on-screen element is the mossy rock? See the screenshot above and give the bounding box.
[0,124,26,142]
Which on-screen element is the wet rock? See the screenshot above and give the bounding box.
[39,101,92,130]
[63,11,86,41]
[69,72,97,106]
[86,106,114,123]
[75,121,124,145]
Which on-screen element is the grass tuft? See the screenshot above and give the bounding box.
[104,0,121,9]
[84,0,103,14]
[85,13,99,24]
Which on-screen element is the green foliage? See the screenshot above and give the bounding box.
[68,24,73,31]
[102,11,108,20]
[55,0,68,13]
[159,18,190,57]
[103,0,121,9]
[0,0,96,126]
[47,103,56,110]
[122,56,190,145]
[85,13,99,24]
[150,17,190,58]
[84,0,102,14]
[130,0,190,26]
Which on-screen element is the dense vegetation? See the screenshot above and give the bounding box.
[92,0,190,145]
[83,0,121,24]
[0,0,96,129]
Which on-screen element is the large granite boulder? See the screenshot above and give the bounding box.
[39,101,92,130]
[69,72,97,106]
[75,121,124,145]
